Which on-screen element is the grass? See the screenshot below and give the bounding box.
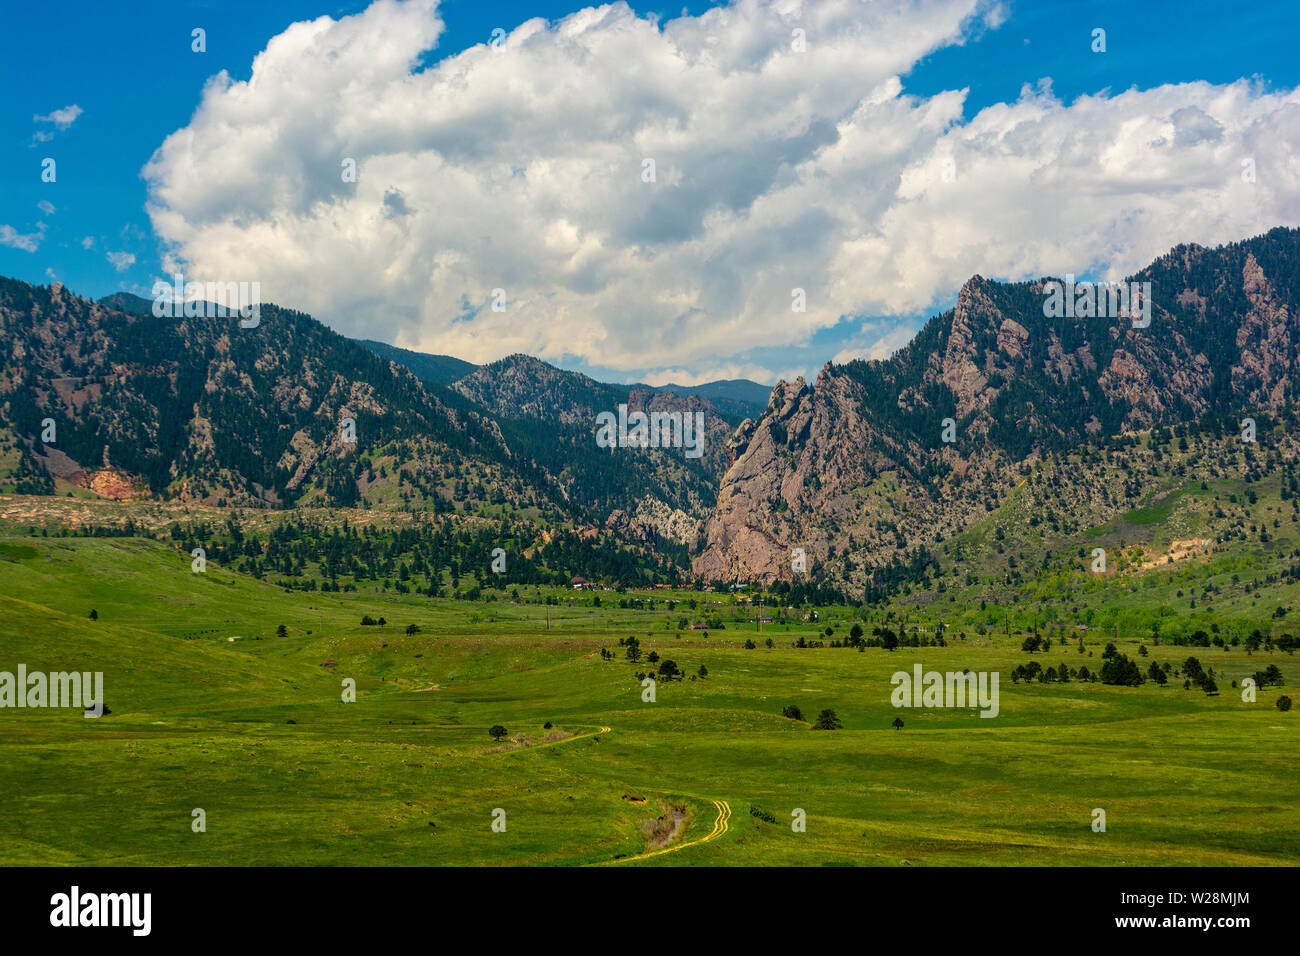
[1,533,1296,865]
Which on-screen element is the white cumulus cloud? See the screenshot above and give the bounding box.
[143,0,1300,381]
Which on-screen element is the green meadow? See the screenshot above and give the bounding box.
[0,535,1296,866]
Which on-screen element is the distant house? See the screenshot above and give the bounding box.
[570,576,592,589]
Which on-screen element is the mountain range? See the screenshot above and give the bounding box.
[2,226,1298,599]
[355,336,772,420]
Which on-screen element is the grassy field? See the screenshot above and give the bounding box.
[0,535,1296,866]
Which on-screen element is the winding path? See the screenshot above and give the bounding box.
[519,724,610,752]
[490,725,732,863]
[603,797,731,865]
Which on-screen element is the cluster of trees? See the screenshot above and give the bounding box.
[1010,645,1232,693]
[781,704,841,730]
[1251,664,1286,689]
[763,576,855,606]
[1099,652,1147,687]
[1012,661,1096,683]
[169,515,679,593]
[1179,655,1218,693]
[613,636,704,681]
[864,625,946,651]
[633,658,682,681]
[1162,628,1298,652]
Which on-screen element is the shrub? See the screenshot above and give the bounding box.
[812,708,842,730]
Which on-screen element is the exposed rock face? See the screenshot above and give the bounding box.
[694,363,1001,589]
[604,495,701,548]
[938,279,997,420]
[83,468,143,499]
[1232,252,1293,407]
[696,227,1300,591]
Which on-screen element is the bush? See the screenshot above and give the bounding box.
[1278,695,1293,712]
[782,704,804,721]
[812,708,842,730]
[488,724,508,741]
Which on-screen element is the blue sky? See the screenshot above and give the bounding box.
[3,0,1299,386]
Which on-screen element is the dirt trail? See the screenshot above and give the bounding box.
[491,724,611,754]
[603,798,731,864]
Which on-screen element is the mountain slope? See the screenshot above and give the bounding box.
[356,339,477,386]
[0,279,733,562]
[0,279,529,510]
[696,227,1300,593]
[453,354,734,546]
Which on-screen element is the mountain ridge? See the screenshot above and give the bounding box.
[4,226,1299,600]
[695,226,1300,593]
